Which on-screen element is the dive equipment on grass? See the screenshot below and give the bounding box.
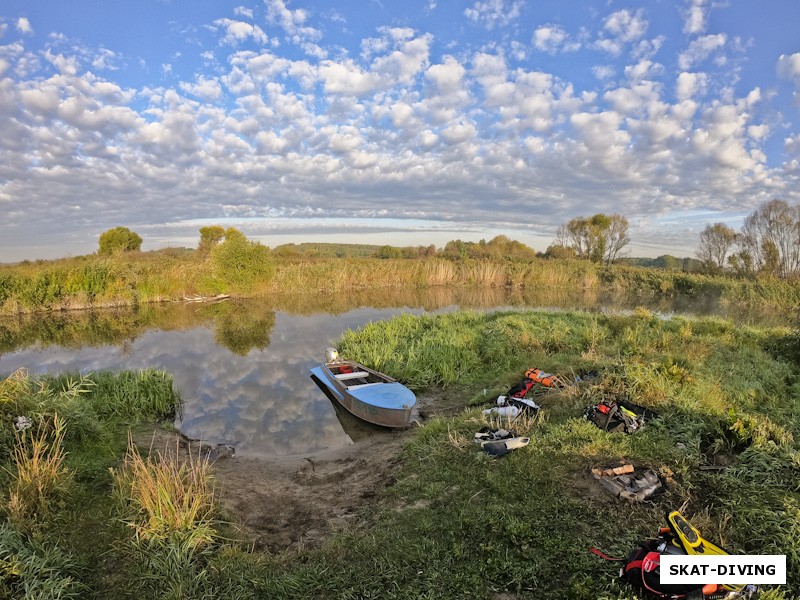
[592,511,758,599]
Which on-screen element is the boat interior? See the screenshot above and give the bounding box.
[328,362,386,388]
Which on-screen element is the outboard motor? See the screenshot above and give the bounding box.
[325,347,340,363]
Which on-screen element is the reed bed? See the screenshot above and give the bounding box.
[5,413,71,530]
[3,250,800,315]
[111,436,217,548]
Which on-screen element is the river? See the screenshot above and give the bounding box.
[0,286,783,457]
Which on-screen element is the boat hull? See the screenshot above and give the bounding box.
[310,364,416,428]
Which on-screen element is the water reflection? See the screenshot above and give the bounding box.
[0,287,789,457]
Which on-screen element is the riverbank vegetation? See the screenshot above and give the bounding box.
[1,240,799,316]
[1,309,798,598]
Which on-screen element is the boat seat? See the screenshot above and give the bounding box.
[347,382,382,389]
[334,370,370,380]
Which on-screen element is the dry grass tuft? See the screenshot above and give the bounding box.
[6,413,71,529]
[111,436,217,549]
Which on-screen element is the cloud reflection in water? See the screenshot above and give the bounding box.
[0,307,424,457]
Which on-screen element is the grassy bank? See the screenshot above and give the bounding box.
[2,252,799,315]
[1,310,798,598]
[0,369,186,599]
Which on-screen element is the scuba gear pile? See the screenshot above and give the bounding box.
[524,368,563,388]
[473,427,530,457]
[584,399,658,434]
[483,394,540,419]
[473,427,516,442]
[591,464,664,502]
[483,367,561,419]
[592,511,758,599]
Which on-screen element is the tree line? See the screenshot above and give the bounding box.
[93,198,798,281]
[697,199,800,279]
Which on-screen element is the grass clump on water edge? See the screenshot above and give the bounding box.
[110,436,217,547]
[109,436,221,599]
[5,413,71,532]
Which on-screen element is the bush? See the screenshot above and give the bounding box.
[210,229,274,292]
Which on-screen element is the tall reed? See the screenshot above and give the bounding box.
[5,413,71,530]
[111,436,217,548]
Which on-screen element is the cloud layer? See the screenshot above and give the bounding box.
[1,0,799,260]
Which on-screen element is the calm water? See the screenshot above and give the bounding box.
[0,287,784,457]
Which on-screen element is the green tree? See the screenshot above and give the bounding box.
[442,240,470,260]
[210,228,274,291]
[198,225,226,257]
[375,245,402,259]
[98,227,142,255]
[696,222,737,273]
[659,255,682,271]
[543,244,577,260]
[560,213,629,265]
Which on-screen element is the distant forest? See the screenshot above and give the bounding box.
[273,240,703,272]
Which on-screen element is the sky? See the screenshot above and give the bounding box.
[1,0,800,262]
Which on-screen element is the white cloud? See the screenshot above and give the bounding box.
[683,0,708,35]
[676,72,707,100]
[603,9,648,42]
[678,34,726,70]
[91,48,118,71]
[425,56,466,99]
[43,49,78,76]
[689,100,762,172]
[593,65,615,81]
[777,52,800,84]
[464,0,523,30]
[533,25,580,55]
[595,9,649,57]
[180,76,223,102]
[370,30,432,85]
[264,0,322,48]
[16,17,33,35]
[785,134,800,155]
[604,82,658,116]
[748,124,769,140]
[440,120,476,144]
[624,59,662,82]
[19,86,60,114]
[318,59,379,96]
[213,18,269,46]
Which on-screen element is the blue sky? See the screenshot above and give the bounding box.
[1,0,799,261]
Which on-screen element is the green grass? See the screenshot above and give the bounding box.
[0,369,187,599]
[0,311,798,598]
[319,309,800,598]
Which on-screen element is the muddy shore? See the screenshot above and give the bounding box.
[134,391,453,552]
